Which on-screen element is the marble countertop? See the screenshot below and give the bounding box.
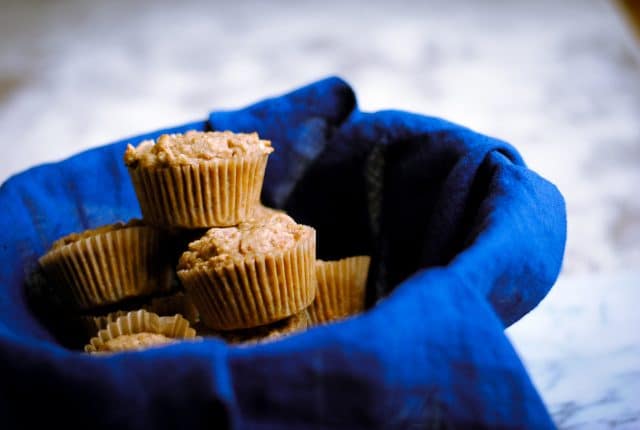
[1,0,638,427]
[508,272,640,428]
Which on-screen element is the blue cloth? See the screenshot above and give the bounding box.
[0,77,566,429]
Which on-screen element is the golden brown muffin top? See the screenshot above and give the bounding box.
[98,333,175,352]
[49,219,144,250]
[124,130,273,168]
[177,213,310,270]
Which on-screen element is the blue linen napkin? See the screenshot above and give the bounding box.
[0,76,566,429]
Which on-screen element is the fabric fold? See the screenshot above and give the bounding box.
[0,76,565,429]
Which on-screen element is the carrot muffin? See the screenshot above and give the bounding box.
[177,213,316,330]
[38,220,172,310]
[85,310,197,354]
[215,309,311,345]
[124,130,273,228]
[308,256,371,325]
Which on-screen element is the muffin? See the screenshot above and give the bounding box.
[38,220,172,310]
[79,291,199,338]
[213,309,311,344]
[85,310,197,353]
[124,130,273,228]
[249,204,286,221]
[177,213,316,330]
[308,256,371,325]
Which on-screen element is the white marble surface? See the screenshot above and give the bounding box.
[1,0,639,427]
[507,272,640,428]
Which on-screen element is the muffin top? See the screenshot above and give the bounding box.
[178,213,311,270]
[249,204,286,222]
[49,219,145,251]
[96,333,175,353]
[124,130,273,168]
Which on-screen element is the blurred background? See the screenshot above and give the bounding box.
[1,0,638,427]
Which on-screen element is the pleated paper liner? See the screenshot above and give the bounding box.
[79,310,128,338]
[202,308,311,345]
[79,291,199,337]
[85,310,198,354]
[127,154,269,228]
[178,227,317,330]
[38,225,172,310]
[308,256,371,325]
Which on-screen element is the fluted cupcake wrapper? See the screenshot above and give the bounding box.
[308,256,371,325]
[79,310,129,338]
[179,229,317,330]
[38,226,172,310]
[128,154,269,228]
[79,291,199,338]
[85,309,198,353]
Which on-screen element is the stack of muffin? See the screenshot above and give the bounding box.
[38,131,370,353]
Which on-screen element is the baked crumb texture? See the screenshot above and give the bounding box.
[101,333,175,352]
[125,131,273,228]
[177,214,317,330]
[39,223,172,310]
[308,256,371,325]
[85,309,197,354]
[248,204,286,223]
[177,213,305,270]
[124,131,273,168]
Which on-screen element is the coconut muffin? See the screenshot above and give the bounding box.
[177,213,316,330]
[85,310,197,354]
[38,220,172,310]
[308,256,371,325]
[124,130,273,228]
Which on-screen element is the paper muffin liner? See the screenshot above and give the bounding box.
[38,226,172,310]
[79,310,129,338]
[214,308,311,345]
[79,291,199,338]
[85,309,197,353]
[308,256,371,325]
[178,228,317,330]
[144,291,199,324]
[128,154,269,228]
